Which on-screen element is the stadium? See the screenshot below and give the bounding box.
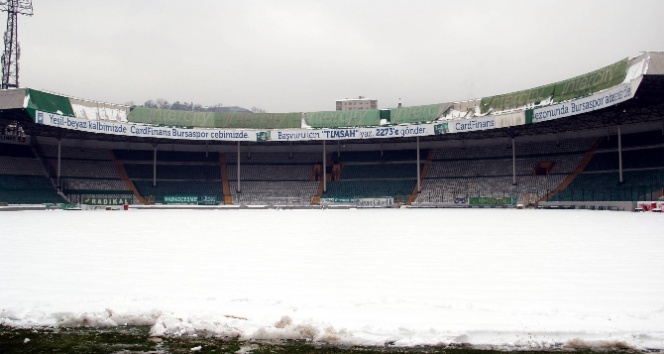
[4,0,664,351]
[1,52,664,211]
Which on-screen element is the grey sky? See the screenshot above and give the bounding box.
[15,0,664,113]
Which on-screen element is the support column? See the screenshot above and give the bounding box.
[337,140,341,157]
[416,137,421,193]
[618,125,624,183]
[323,140,327,193]
[512,137,516,185]
[237,141,241,193]
[152,145,157,187]
[57,139,61,188]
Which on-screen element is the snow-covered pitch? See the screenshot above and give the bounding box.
[1,209,662,350]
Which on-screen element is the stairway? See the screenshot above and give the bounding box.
[540,137,604,203]
[406,149,433,205]
[110,151,148,205]
[220,153,233,205]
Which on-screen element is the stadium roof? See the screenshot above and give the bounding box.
[2,52,664,146]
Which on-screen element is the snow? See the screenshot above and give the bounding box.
[70,102,129,122]
[1,209,663,350]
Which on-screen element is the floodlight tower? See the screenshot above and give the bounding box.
[1,0,33,90]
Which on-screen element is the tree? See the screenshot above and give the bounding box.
[171,101,183,111]
[155,98,170,110]
[208,103,224,113]
[139,99,258,113]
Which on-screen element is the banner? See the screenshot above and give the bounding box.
[128,107,302,129]
[389,103,451,124]
[164,195,198,204]
[29,108,524,142]
[449,112,524,133]
[267,124,436,141]
[478,58,628,113]
[356,197,394,207]
[83,197,132,205]
[320,197,394,206]
[469,197,516,205]
[304,110,381,128]
[27,76,638,143]
[32,110,256,142]
[527,82,636,124]
[480,84,555,113]
[553,58,628,102]
[198,195,218,205]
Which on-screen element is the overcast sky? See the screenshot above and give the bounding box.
[14,0,664,113]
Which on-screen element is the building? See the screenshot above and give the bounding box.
[335,96,377,111]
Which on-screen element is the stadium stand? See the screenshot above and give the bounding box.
[113,149,223,204]
[227,152,321,205]
[322,149,424,203]
[3,129,663,207]
[414,138,597,206]
[37,143,135,204]
[547,131,664,202]
[2,52,664,208]
[0,144,65,204]
[230,181,319,205]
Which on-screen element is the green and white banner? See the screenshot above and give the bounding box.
[320,197,394,206]
[480,84,555,114]
[164,195,198,204]
[552,58,628,102]
[198,195,218,205]
[469,196,516,205]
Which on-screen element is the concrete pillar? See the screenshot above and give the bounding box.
[237,141,241,192]
[57,139,61,188]
[618,125,624,183]
[416,137,421,193]
[153,145,157,187]
[512,137,516,185]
